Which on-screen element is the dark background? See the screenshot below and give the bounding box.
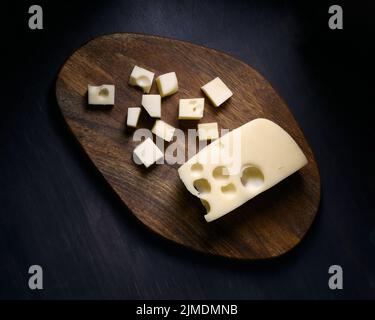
[1,0,374,299]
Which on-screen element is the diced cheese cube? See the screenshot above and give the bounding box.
[88,85,115,105]
[178,98,204,119]
[127,107,141,128]
[156,72,178,97]
[133,138,163,168]
[178,118,308,222]
[152,120,175,142]
[129,66,155,93]
[198,122,219,141]
[201,77,233,107]
[142,94,161,118]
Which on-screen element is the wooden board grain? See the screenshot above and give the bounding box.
[56,33,320,259]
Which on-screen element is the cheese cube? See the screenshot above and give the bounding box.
[133,138,163,168]
[178,118,308,222]
[127,107,141,128]
[198,122,219,141]
[201,77,233,107]
[88,85,115,105]
[142,94,161,118]
[152,120,175,142]
[129,66,155,93]
[156,72,178,97]
[178,98,204,119]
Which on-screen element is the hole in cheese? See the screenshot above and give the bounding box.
[212,166,229,180]
[241,166,264,191]
[191,163,203,174]
[201,199,211,213]
[193,178,211,195]
[137,75,150,88]
[99,88,109,97]
[221,183,236,196]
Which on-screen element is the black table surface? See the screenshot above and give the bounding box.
[1,0,374,299]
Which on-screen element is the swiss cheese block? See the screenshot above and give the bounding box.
[178,98,204,119]
[178,118,308,222]
[88,85,115,105]
[201,77,232,107]
[152,120,175,142]
[133,138,163,168]
[142,94,161,118]
[198,122,219,141]
[129,66,154,93]
[127,107,141,128]
[156,72,178,97]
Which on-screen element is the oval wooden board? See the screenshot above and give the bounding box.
[56,33,320,260]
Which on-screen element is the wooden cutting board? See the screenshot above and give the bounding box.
[56,33,320,259]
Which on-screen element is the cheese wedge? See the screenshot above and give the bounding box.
[178,118,307,222]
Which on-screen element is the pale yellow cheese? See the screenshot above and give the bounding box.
[178,118,308,222]
[142,94,161,118]
[88,85,115,105]
[129,66,154,93]
[133,138,163,168]
[198,122,219,141]
[152,120,175,142]
[201,77,232,107]
[178,98,204,119]
[156,72,178,97]
[127,107,141,128]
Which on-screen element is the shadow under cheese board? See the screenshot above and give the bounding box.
[55,33,321,259]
